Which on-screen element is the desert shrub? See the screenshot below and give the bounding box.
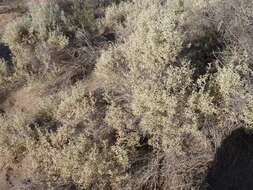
[2,17,32,72]
[1,0,253,189]
[0,83,129,189]
[2,5,66,76]
[95,0,253,189]
[0,59,8,82]
[98,1,132,38]
[54,84,93,125]
[65,0,96,33]
[96,0,195,151]
[28,0,67,41]
[0,113,35,170]
[2,0,104,77]
[27,127,121,189]
[106,103,141,167]
[2,17,31,48]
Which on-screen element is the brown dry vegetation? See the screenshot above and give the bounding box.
[0,0,253,189]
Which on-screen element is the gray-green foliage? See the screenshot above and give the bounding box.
[1,0,253,189]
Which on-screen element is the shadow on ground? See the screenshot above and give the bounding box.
[206,128,253,190]
[0,43,11,61]
[0,42,15,74]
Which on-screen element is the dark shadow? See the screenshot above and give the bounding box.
[0,43,14,74]
[29,113,61,135]
[206,128,253,190]
[0,43,11,61]
[179,31,225,81]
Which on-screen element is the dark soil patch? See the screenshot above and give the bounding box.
[206,128,253,190]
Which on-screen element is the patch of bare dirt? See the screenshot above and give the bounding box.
[2,84,44,114]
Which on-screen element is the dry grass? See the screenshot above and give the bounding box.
[0,0,253,189]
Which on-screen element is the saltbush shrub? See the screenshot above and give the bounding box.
[1,0,253,189]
